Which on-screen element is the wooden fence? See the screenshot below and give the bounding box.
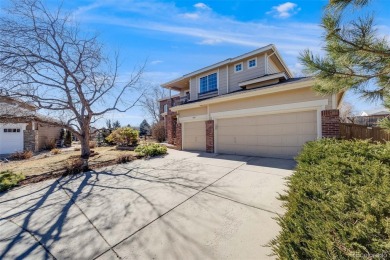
[340,123,390,143]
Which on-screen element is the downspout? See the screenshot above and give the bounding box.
[226,65,229,93]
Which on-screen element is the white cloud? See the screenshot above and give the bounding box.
[267,2,301,18]
[194,3,211,10]
[150,60,163,65]
[74,0,323,76]
[198,38,223,45]
[181,12,200,19]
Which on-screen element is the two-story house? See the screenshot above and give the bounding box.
[159,44,343,158]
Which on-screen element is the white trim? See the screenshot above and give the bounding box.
[178,114,209,123]
[217,71,219,91]
[238,72,287,87]
[332,94,337,109]
[226,65,229,93]
[265,54,269,74]
[234,62,243,73]
[210,99,329,119]
[247,57,257,69]
[171,78,314,112]
[182,122,185,150]
[317,108,322,139]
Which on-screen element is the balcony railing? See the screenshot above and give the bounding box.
[198,89,218,99]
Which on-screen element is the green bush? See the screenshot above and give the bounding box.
[0,170,25,192]
[270,139,390,259]
[106,127,139,146]
[135,143,167,157]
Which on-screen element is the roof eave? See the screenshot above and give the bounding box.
[171,78,315,112]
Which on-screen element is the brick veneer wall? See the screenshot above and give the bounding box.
[24,130,39,152]
[176,122,182,150]
[160,96,181,144]
[321,109,340,138]
[205,120,214,153]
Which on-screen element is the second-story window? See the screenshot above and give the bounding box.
[248,59,256,68]
[199,73,217,94]
[163,104,168,113]
[234,63,243,72]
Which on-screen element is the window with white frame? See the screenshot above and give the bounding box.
[199,73,217,94]
[234,63,243,72]
[248,58,257,68]
[163,104,168,113]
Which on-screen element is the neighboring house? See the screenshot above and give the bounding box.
[0,96,62,155]
[159,44,343,159]
[353,109,390,126]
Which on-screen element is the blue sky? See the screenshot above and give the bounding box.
[40,1,390,126]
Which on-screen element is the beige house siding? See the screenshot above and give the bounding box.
[188,54,267,101]
[177,87,333,119]
[190,78,197,101]
[38,124,62,150]
[209,87,333,114]
[228,54,266,93]
[179,106,208,117]
[268,59,279,74]
[218,66,228,95]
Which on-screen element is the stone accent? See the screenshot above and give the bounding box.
[321,109,340,138]
[175,122,182,150]
[206,120,214,153]
[24,130,39,152]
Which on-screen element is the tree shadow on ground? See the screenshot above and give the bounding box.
[0,153,234,259]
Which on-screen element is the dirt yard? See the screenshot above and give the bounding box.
[0,146,136,177]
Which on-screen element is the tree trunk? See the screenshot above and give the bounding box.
[79,133,90,171]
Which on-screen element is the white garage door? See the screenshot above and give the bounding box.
[216,110,317,158]
[183,121,206,151]
[0,124,25,154]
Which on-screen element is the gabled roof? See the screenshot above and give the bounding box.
[161,44,293,89]
[0,96,37,111]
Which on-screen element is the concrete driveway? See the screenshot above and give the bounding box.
[0,149,295,260]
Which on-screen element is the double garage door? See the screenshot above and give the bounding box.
[183,110,317,158]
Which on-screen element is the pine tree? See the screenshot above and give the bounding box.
[300,0,390,129]
[112,120,121,129]
[139,119,151,136]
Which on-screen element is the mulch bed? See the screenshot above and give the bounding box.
[17,155,143,186]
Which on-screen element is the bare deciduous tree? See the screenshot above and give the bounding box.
[339,102,355,123]
[139,84,168,124]
[0,0,144,169]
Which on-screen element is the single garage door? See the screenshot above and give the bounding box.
[217,110,317,158]
[0,124,25,154]
[183,121,206,151]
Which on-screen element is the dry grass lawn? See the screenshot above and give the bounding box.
[0,146,136,177]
